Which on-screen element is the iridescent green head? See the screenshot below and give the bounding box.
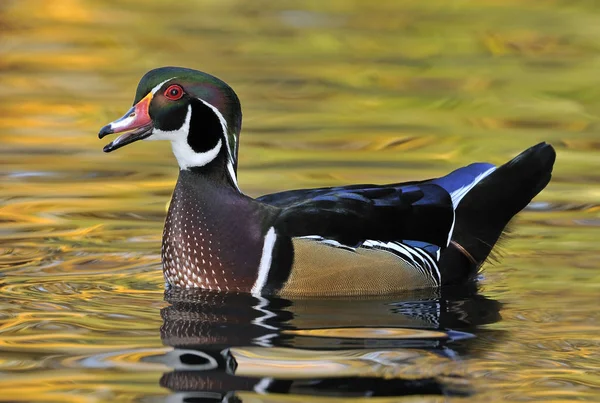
[99,67,242,187]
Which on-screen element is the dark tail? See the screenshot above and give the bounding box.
[439,142,556,285]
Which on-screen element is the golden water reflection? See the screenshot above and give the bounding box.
[1,0,599,402]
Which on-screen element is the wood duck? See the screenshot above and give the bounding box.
[98,67,556,297]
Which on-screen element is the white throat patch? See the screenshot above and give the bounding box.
[147,105,223,169]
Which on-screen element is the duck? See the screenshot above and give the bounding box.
[98,66,556,297]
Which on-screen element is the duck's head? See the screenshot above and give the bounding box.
[99,67,242,186]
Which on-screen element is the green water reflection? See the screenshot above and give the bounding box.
[1,0,599,402]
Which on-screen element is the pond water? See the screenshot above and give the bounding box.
[1,1,599,402]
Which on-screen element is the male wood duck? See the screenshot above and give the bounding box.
[98,67,555,297]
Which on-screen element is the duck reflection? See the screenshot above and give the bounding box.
[158,286,501,402]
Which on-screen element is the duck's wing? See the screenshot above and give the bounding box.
[259,183,455,248]
[258,182,421,207]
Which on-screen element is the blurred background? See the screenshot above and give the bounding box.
[1,1,599,402]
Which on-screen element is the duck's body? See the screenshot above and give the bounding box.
[163,170,443,296]
[99,67,555,297]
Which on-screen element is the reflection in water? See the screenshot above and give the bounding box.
[158,286,501,401]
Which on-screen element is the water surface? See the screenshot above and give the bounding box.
[1,1,599,402]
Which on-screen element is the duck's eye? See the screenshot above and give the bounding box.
[164,84,184,101]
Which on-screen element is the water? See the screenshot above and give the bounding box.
[1,1,599,401]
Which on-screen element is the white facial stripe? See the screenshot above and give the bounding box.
[198,99,240,190]
[198,99,228,143]
[227,162,239,189]
[151,78,175,95]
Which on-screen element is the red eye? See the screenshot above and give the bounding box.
[164,84,183,100]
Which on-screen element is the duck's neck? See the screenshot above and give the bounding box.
[161,157,280,292]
